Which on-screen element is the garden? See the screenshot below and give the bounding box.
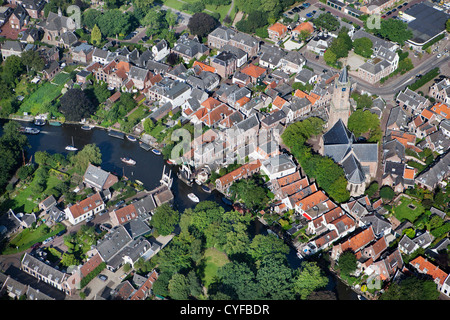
[392,197,425,223]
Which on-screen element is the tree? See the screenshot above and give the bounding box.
[216,261,259,300]
[90,24,102,45]
[380,276,440,300]
[3,55,24,85]
[182,1,205,14]
[294,261,329,300]
[255,255,294,300]
[143,10,165,39]
[379,185,395,201]
[323,49,337,66]
[187,12,220,37]
[151,203,180,236]
[133,0,155,11]
[447,19,450,33]
[348,109,381,140]
[168,273,190,300]
[229,177,269,211]
[353,37,373,58]
[82,9,102,30]
[337,251,357,277]
[314,12,340,31]
[59,88,96,121]
[165,9,178,30]
[247,234,290,262]
[21,50,45,73]
[70,143,102,173]
[377,18,412,45]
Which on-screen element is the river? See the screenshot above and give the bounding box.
[0,120,358,300]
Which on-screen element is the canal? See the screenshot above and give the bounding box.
[1,120,358,300]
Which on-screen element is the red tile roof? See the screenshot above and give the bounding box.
[68,193,104,219]
[241,64,266,79]
[411,256,448,286]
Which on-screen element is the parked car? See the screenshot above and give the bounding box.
[98,274,108,281]
[31,242,41,250]
[303,2,310,8]
[437,53,442,58]
[306,12,313,18]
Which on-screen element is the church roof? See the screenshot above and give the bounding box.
[342,153,366,184]
[323,119,354,145]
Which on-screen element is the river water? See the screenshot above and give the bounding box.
[0,120,358,300]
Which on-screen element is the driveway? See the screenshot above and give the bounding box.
[84,265,127,300]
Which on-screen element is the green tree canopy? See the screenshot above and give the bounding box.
[151,203,180,236]
[70,143,102,173]
[353,37,373,58]
[294,261,329,299]
[377,18,413,45]
[59,88,97,121]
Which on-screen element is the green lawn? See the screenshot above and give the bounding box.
[2,223,66,255]
[17,81,64,115]
[393,197,425,223]
[202,248,229,288]
[51,72,71,85]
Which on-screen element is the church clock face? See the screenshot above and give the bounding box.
[342,88,346,91]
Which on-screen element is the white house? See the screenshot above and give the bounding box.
[152,39,170,62]
[64,193,105,225]
[260,154,297,180]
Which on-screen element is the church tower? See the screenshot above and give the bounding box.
[328,67,352,128]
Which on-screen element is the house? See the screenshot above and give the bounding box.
[366,248,403,281]
[221,44,247,67]
[92,48,111,65]
[211,50,237,79]
[21,0,45,19]
[261,109,286,130]
[268,22,288,41]
[386,106,410,132]
[240,64,267,84]
[358,47,399,84]
[9,4,28,30]
[71,43,94,64]
[410,256,449,292]
[415,151,450,190]
[39,195,57,212]
[398,231,434,255]
[0,6,12,27]
[430,102,450,121]
[43,60,60,80]
[129,270,159,300]
[215,160,262,195]
[260,154,296,180]
[306,33,333,55]
[259,45,286,70]
[1,40,24,60]
[396,88,429,115]
[208,25,236,50]
[152,39,170,62]
[227,32,259,57]
[64,193,105,225]
[360,0,397,15]
[83,164,118,192]
[21,253,71,295]
[0,209,22,240]
[171,34,209,63]
[291,22,314,39]
[279,50,305,74]
[331,226,376,260]
[295,190,331,220]
[128,66,150,90]
[428,78,450,105]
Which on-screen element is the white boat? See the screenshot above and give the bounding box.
[34,119,46,126]
[187,193,199,203]
[23,127,40,134]
[121,157,136,165]
[152,149,161,155]
[65,136,78,151]
[127,135,137,142]
[81,125,92,130]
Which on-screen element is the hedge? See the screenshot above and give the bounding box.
[422,33,445,50]
[408,67,440,91]
[431,222,450,238]
[80,262,107,288]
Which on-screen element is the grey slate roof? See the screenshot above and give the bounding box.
[84,164,111,189]
[342,153,365,184]
[21,253,67,285]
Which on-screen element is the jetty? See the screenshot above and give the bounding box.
[108,130,125,139]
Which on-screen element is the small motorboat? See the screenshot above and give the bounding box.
[121,157,136,165]
[34,119,46,126]
[65,136,78,151]
[24,127,40,134]
[65,145,78,151]
[81,125,92,131]
[187,193,199,203]
[126,135,137,142]
[49,121,62,126]
[166,159,176,165]
[152,149,161,155]
[201,185,211,193]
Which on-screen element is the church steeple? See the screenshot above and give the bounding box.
[328,66,352,128]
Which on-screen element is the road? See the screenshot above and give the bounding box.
[301,47,450,99]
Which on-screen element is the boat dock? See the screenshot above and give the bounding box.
[139,141,152,151]
[108,130,125,139]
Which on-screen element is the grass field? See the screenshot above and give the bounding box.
[162,0,235,22]
[202,248,229,288]
[393,197,425,223]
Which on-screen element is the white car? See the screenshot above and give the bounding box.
[437,53,442,58]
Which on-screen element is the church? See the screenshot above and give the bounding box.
[320,67,378,197]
